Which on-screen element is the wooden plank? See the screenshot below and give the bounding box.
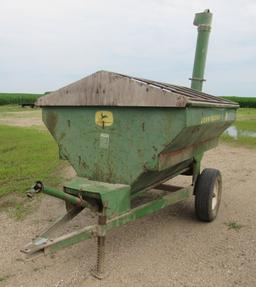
[36,70,238,108]
[36,71,187,107]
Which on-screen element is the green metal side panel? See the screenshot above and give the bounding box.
[158,107,236,170]
[42,106,236,194]
[64,177,131,217]
[43,107,185,187]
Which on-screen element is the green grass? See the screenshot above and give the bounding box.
[0,105,26,112]
[0,105,41,120]
[221,108,256,148]
[236,108,256,121]
[225,221,243,231]
[0,274,11,282]
[221,134,256,148]
[0,125,61,198]
[0,93,42,105]
[235,120,256,132]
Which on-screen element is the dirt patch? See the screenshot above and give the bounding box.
[0,117,43,127]
[0,111,43,127]
[0,144,256,287]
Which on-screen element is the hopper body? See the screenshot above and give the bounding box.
[38,71,238,194]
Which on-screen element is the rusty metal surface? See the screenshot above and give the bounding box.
[36,71,238,108]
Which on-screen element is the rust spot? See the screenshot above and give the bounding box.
[46,112,57,135]
[176,96,187,107]
[142,122,145,131]
[82,161,88,169]
[160,136,217,158]
[67,120,71,127]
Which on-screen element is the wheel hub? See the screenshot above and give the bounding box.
[212,181,219,210]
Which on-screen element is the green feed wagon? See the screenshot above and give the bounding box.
[22,10,238,279]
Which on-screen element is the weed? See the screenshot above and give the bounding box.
[0,274,11,282]
[225,221,243,231]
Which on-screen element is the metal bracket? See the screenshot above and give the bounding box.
[21,205,86,256]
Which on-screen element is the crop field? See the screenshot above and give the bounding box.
[223,96,256,108]
[0,93,42,105]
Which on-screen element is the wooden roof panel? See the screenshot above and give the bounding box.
[36,70,238,108]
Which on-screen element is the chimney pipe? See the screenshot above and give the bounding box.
[190,9,213,92]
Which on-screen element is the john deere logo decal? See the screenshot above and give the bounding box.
[95,111,113,128]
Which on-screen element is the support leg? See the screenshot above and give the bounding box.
[91,212,107,279]
[193,153,203,187]
[95,235,106,278]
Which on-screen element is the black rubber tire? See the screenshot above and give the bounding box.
[194,168,222,222]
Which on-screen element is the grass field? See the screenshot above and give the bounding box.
[0,105,27,112]
[0,125,60,198]
[221,108,256,148]
[0,105,41,118]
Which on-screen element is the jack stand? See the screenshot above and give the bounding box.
[91,212,107,279]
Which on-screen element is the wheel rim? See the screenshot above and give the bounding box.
[212,180,219,210]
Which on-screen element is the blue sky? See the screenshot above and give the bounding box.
[0,0,255,96]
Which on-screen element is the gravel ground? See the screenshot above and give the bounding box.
[0,143,255,287]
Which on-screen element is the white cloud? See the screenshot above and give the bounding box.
[0,0,255,96]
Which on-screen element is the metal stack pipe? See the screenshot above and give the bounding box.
[190,9,213,92]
